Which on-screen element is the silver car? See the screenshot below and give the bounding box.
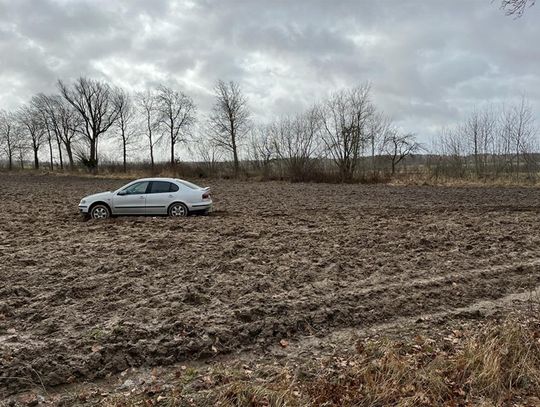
[78,178,212,219]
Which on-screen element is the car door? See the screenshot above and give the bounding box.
[145,181,177,215]
[112,181,150,215]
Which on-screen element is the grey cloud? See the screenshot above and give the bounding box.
[0,0,539,143]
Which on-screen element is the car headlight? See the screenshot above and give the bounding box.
[80,199,86,204]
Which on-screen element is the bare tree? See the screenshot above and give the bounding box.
[248,124,277,178]
[0,110,18,170]
[506,98,536,179]
[136,90,160,171]
[500,0,535,16]
[18,104,46,169]
[208,80,250,175]
[49,96,81,169]
[31,93,82,170]
[367,111,392,177]
[477,108,497,176]
[47,98,65,170]
[58,77,120,171]
[273,108,321,181]
[33,94,81,170]
[433,101,536,180]
[320,84,374,182]
[156,84,196,166]
[114,89,137,172]
[439,126,468,178]
[382,131,420,175]
[192,135,223,176]
[460,107,497,177]
[16,134,28,169]
[31,94,59,170]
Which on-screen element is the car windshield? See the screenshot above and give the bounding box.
[176,179,201,190]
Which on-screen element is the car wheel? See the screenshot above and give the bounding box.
[169,202,188,217]
[90,204,111,220]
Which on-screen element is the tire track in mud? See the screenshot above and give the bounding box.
[318,258,540,307]
[2,174,540,396]
[271,282,540,360]
[365,282,540,335]
[4,261,538,396]
[230,260,540,340]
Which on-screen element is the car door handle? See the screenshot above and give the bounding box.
[168,195,173,198]
[139,196,145,199]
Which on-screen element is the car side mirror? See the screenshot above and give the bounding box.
[117,190,127,196]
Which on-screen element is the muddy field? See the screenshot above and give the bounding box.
[1,173,540,398]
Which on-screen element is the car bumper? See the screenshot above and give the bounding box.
[78,205,89,214]
[189,201,213,212]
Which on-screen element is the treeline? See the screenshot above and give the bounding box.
[246,85,419,182]
[0,78,422,182]
[429,99,539,181]
[0,77,200,173]
[0,77,538,183]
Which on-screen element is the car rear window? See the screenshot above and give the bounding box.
[176,179,201,190]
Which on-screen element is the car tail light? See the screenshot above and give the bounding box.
[202,192,210,199]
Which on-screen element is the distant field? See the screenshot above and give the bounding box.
[1,173,540,398]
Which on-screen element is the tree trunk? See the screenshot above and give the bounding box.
[473,130,479,178]
[65,142,75,169]
[233,148,239,174]
[89,139,96,162]
[391,147,397,175]
[123,136,127,172]
[516,143,520,181]
[95,137,99,167]
[56,135,64,170]
[89,137,98,172]
[232,132,239,175]
[33,148,39,169]
[147,116,155,171]
[371,135,376,177]
[148,131,154,174]
[170,137,175,167]
[7,143,13,170]
[48,136,54,171]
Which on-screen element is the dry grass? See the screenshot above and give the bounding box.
[65,318,540,407]
[390,175,540,188]
[5,156,540,189]
[5,165,540,188]
[300,319,540,406]
[458,322,540,402]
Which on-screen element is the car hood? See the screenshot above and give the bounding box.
[81,191,113,202]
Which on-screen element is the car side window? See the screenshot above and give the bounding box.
[123,182,149,195]
[149,181,175,194]
[169,183,179,192]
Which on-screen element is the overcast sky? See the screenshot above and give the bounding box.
[1,0,539,150]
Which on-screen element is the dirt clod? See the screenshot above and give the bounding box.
[1,174,540,398]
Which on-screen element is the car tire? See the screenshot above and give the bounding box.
[90,204,111,220]
[168,202,189,217]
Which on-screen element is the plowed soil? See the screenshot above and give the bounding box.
[1,173,540,397]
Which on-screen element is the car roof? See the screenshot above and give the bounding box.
[133,177,180,183]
